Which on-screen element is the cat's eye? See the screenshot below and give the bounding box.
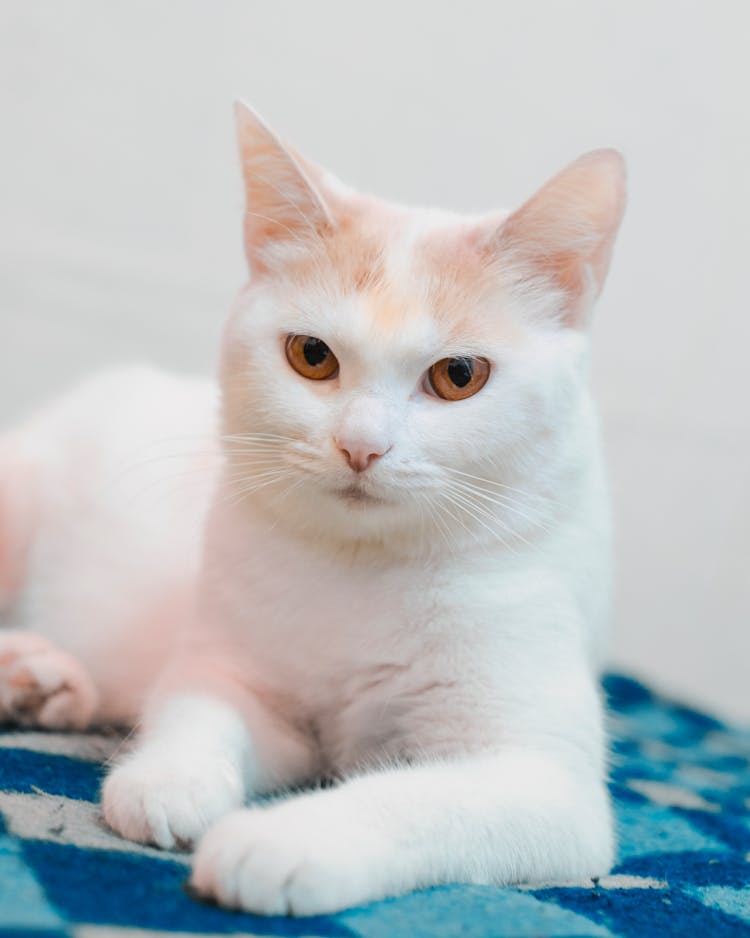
[427,356,490,401]
[285,334,339,381]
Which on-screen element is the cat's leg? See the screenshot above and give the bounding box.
[0,631,99,730]
[190,658,611,916]
[102,667,318,850]
[191,742,612,916]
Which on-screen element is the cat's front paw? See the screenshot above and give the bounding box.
[191,796,396,916]
[0,631,98,730]
[102,749,245,850]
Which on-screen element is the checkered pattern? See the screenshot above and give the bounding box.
[1,675,749,937]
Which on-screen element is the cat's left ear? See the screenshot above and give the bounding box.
[490,149,626,327]
[234,101,334,273]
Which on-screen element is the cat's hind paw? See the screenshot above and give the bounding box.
[0,631,98,730]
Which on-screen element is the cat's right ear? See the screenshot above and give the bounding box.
[234,101,334,273]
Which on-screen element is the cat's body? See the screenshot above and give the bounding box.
[0,367,218,725]
[0,103,625,915]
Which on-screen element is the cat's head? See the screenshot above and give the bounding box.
[220,102,625,552]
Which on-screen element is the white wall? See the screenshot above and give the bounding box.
[1,1,748,721]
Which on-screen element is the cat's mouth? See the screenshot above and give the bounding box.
[335,484,386,506]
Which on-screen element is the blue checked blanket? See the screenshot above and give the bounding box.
[1,674,749,937]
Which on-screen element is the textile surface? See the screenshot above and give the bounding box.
[1,675,749,937]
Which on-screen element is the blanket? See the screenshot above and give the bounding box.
[1,675,749,937]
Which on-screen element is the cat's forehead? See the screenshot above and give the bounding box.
[290,201,519,354]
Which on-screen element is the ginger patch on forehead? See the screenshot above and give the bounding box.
[366,284,422,336]
[411,227,524,346]
[287,204,521,346]
[283,223,385,307]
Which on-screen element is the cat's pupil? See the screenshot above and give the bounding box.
[447,358,473,388]
[303,337,329,367]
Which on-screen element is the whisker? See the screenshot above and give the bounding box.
[433,493,478,547]
[222,457,288,471]
[442,466,552,502]
[417,491,456,557]
[440,487,520,555]
[267,474,306,514]
[446,478,554,536]
[221,432,298,443]
[100,448,218,494]
[121,466,219,508]
[219,469,297,509]
[450,485,544,554]
[104,723,140,768]
[222,467,293,488]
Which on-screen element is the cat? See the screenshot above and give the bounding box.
[0,102,625,916]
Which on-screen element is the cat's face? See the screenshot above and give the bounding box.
[220,104,625,550]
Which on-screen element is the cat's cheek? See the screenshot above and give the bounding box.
[191,802,401,916]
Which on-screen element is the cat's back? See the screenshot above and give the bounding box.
[8,364,215,457]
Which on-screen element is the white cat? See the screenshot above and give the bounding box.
[0,102,625,916]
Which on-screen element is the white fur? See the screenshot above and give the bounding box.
[0,366,219,724]
[0,107,625,915]
[102,694,249,848]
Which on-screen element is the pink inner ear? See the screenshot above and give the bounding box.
[234,102,333,271]
[491,149,626,326]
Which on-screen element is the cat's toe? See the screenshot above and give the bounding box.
[102,752,244,850]
[0,632,98,730]
[192,810,289,914]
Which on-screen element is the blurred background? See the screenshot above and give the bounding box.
[1,2,748,721]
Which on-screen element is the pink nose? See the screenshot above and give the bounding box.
[338,444,388,473]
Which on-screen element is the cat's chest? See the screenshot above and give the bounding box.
[227,542,441,683]
[242,566,501,769]
[202,510,551,770]
[207,514,501,718]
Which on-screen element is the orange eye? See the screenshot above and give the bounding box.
[285,334,339,380]
[427,357,490,401]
